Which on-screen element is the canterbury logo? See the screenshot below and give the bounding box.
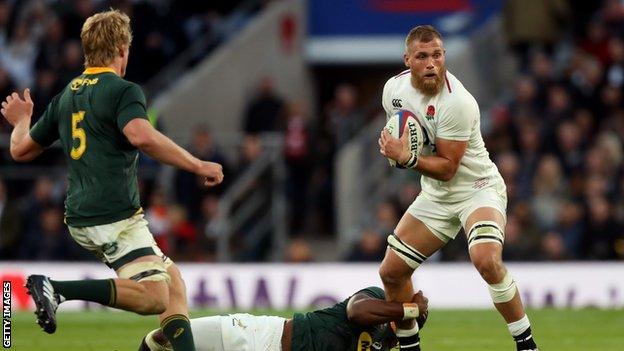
[173,327,185,338]
[392,99,402,108]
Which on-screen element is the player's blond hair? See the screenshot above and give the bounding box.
[405,25,443,50]
[80,9,132,67]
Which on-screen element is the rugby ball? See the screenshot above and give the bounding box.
[384,110,424,168]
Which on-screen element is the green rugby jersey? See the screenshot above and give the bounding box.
[30,67,148,227]
[292,287,396,351]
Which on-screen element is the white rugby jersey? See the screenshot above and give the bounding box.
[382,70,504,202]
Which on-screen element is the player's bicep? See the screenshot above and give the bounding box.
[346,292,377,321]
[434,137,467,166]
[122,118,156,148]
[346,287,385,315]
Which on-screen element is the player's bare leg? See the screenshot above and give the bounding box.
[112,279,168,314]
[156,264,196,351]
[379,213,445,350]
[112,255,170,314]
[27,255,170,334]
[465,207,538,351]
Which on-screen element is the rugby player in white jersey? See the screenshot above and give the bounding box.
[378,25,538,351]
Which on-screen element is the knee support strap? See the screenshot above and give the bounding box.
[118,260,171,283]
[467,221,504,249]
[387,233,428,269]
[489,273,517,303]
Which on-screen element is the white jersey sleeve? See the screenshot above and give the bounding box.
[436,93,478,141]
[381,77,395,119]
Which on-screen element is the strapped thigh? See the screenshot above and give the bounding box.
[117,260,171,283]
[387,233,429,269]
[467,221,504,250]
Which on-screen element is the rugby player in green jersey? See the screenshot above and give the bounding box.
[0,9,223,351]
[138,287,429,351]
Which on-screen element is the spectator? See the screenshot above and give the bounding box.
[579,20,611,66]
[283,101,312,233]
[553,201,585,258]
[168,204,198,260]
[284,238,313,263]
[243,77,284,134]
[506,201,543,260]
[174,126,229,221]
[555,120,584,175]
[531,155,566,230]
[583,196,621,259]
[346,229,386,262]
[0,178,19,259]
[145,187,170,254]
[57,40,83,85]
[325,83,364,150]
[503,0,571,70]
[0,20,37,88]
[541,231,569,260]
[33,206,71,260]
[196,194,221,261]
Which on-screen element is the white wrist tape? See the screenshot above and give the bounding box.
[402,303,419,320]
[401,151,418,169]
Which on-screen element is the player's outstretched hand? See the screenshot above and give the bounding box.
[1,89,34,126]
[199,161,224,187]
[379,124,410,165]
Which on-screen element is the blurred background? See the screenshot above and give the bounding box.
[1,0,623,311]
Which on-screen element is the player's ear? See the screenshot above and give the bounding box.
[118,45,126,58]
[403,52,410,68]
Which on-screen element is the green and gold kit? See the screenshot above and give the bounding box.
[292,286,396,351]
[30,67,148,227]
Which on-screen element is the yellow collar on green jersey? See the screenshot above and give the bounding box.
[83,67,117,75]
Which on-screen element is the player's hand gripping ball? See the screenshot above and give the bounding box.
[381,110,424,168]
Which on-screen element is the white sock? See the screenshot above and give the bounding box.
[507,314,530,337]
[396,321,420,337]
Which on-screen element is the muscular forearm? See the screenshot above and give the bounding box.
[10,118,35,161]
[138,130,200,173]
[415,154,458,181]
[348,298,406,325]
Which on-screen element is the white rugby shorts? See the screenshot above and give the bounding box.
[407,181,507,243]
[68,213,168,269]
[191,313,286,351]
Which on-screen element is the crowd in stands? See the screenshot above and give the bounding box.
[1,0,623,262]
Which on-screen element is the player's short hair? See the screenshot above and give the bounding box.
[405,25,443,49]
[81,9,132,67]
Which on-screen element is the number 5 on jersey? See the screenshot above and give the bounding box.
[71,111,87,159]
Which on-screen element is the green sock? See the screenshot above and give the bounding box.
[161,314,196,351]
[50,279,116,306]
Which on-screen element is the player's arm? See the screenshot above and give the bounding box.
[346,290,428,326]
[414,138,467,181]
[415,95,476,181]
[123,119,223,186]
[1,89,45,162]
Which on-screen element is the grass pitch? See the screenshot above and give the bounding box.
[9,309,624,350]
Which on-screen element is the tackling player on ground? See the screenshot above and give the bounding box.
[138,287,429,351]
[378,25,539,351]
[0,10,223,351]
